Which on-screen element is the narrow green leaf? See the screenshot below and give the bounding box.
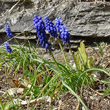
[0,100,4,110]
[78,42,88,65]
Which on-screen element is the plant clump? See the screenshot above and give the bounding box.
[0,14,109,110]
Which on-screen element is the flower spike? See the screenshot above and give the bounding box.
[33,15,52,51]
[44,16,58,37]
[55,17,70,44]
[5,24,13,38]
[4,42,12,53]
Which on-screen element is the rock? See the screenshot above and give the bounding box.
[0,0,30,2]
[0,0,19,2]
[1,1,110,38]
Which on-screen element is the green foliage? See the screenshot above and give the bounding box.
[104,88,110,97]
[0,100,5,110]
[77,42,94,71]
[0,44,39,78]
[94,42,106,57]
[100,78,110,97]
[0,41,109,110]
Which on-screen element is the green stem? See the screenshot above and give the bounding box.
[49,49,62,70]
[49,49,68,74]
[57,38,68,68]
[0,100,4,110]
[49,50,57,63]
[14,38,23,52]
[50,49,67,75]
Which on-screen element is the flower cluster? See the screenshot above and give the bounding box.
[3,15,70,53]
[55,17,63,34]
[44,16,58,38]
[5,24,13,38]
[4,42,12,53]
[33,15,52,51]
[33,15,45,30]
[55,17,70,44]
[60,25,70,44]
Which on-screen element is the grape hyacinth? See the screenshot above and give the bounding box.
[33,15,52,51]
[60,25,70,44]
[55,17,70,44]
[5,24,13,38]
[44,16,58,37]
[33,15,45,31]
[4,42,12,53]
[55,17,63,34]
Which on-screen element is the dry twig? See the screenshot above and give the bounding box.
[89,87,104,96]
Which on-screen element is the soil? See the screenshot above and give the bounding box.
[0,44,110,110]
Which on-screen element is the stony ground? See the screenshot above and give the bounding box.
[0,44,110,110]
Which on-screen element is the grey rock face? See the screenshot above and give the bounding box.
[0,0,28,2]
[0,0,18,2]
[0,1,110,37]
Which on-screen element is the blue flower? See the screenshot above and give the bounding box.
[44,16,58,37]
[60,25,70,44]
[55,17,63,34]
[5,25,13,38]
[4,42,12,53]
[33,15,52,51]
[33,15,45,30]
[55,17,70,43]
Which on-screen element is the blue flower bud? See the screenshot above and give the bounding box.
[5,25,13,38]
[4,42,12,53]
[60,25,70,43]
[55,17,70,44]
[55,17,63,34]
[44,16,58,37]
